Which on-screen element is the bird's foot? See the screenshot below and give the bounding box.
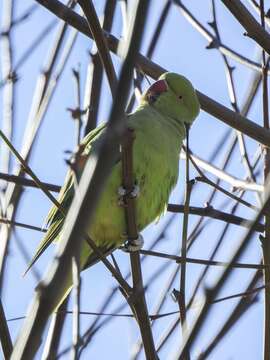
[121,234,144,252]
[118,184,140,206]
[118,184,140,198]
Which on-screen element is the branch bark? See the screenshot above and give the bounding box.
[121,129,157,359]
[33,0,270,147]
[221,0,270,55]
[11,1,150,358]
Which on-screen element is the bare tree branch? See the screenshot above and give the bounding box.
[32,0,270,147]
[221,0,270,55]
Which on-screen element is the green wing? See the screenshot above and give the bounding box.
[24,123,107,275]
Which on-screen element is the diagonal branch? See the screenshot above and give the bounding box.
[173,0,268,74]
[0,300,13,359]
[175,180,270,358]
[33,0,270,147]
[10,1,150,358]
[77,0,117,95]
[198,269,261,359]
[221,0,270,55]
[0,0,15,180]
[83,0,117,134]
[0,170,264,233]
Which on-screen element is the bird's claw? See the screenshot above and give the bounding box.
[118,184,140,206]
[118,185,140,198]
[121,234,144,252]
[130,184,140,198]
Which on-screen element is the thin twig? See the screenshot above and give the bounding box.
[0,217,46,233]
[198,270,262,359]
[77,0,117,94]
[260,1,270,359]
[181,149,264,193]
[175,180,270,358]
[121,128,157,358]
[32,0,270,147]
[79,215,176,355]
[0,300,13,359]
[247,0,270,28]
[173,0,270,74]
[7,4,38,29]
[0,0,15,181]
[71,257,80,359]
[177,125,191,359]
[140,250,266,270]
[83,0,117,134]
[209,0,259,198]
[0,3,78,298]
[194,176,259,212]
[10,2,150,358]
[0,130,62,212]
[221,0,270,55]
[41,298,69,360]
[0,172,61,192]
[70,67,83,146]
[0,21,57,89]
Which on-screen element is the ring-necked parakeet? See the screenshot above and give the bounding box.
[26,72,200,306]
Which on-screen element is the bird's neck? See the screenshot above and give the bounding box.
[137,103,186,140]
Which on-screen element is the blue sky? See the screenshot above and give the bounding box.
[0,0,267,358]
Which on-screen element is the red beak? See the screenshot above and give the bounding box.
[147,79,168,95]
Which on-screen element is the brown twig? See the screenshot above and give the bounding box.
[71,257,80,359]
[259,1,270,359]
[83,0,117,134]
[32,0,270,147]
[198,269,262,359]
[126,0,172,113]
[175,180,270,358]
[221,0,270,55]
[140,250,266,270]
[8,4,38,29]
[10,1,150,358]
[121,128,157,359]
[41,298,69,360]
[0,130,62,212]
[77,0,117,95]
[0,20,57,89]
[0,0,15,181]
[0,172,61,192]
[0,2,77,299]
[173,0,270,74]
[168,204,264,232]
[0,217,46,233]
[78,215,176,355]
[0,300,13,359]
[248,0,270,27]
[194,176,259,212]
[0,197,264,234]
[209,0,259,199]
[177,125,191,359]
[181,149,264,192]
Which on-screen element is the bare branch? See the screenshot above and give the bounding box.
[32,0,270,147]
[0,300,13,359]
[221,0,270,55]
[77,0,117,94]
[10,1,150,358]
[121,129,157,358]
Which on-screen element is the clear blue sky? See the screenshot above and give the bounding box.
[0,1,266,358]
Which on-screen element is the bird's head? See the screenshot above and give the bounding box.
[141,72,200,125]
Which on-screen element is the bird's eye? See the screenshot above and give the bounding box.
[178,95,183,100]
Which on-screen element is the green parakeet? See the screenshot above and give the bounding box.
[26,72,200,306]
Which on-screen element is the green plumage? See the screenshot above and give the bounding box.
[27,72,200,307]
